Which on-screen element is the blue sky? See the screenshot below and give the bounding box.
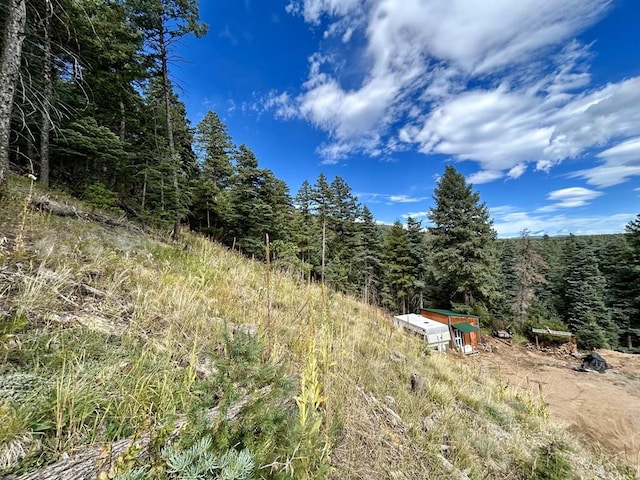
[173,0,640,237]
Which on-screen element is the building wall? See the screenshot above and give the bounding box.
[420,310,480,348]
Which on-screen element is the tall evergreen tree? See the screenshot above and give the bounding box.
[382,221,414,314]
[192,111,234,237]
[358,206,383,305]
[406,217,428,312]
[512,229,548,326]
[259,169,293,245]
[311,173,332,282]
[619,214,640,349]
[562,237,618,349]
[325,176,362,293]
[293,180,316,275]
[127,0,207,237]
[534,234,562,314]
[227,144,263,255]
[427,165,499,310]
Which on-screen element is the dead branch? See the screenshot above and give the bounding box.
[30,195,142,233]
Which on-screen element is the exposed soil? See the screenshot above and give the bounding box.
[470,337,640,472]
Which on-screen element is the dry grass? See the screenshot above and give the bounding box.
[0,179,636,479]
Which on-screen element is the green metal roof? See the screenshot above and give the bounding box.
[421,308,478,318]
[451,322,479,333]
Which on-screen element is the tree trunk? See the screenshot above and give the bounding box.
[158,27,181,240]
[141,167,147,210]
[40,0,53,188]
[119,98,126,142]
[0,0,27,197]
[321,219,326,283]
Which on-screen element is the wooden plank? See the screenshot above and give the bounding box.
[531,328,574,338]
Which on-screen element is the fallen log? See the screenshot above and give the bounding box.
[31,195,82,218]
[31,196,142,234]
[16,386,272,480]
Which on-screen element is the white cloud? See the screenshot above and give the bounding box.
[508,163,527,179]
[569,136,640,187]
[489,205,518,217]
[375,219,395,226]
[493,211,634,238]
[285,0,362,25]
[277,0,640,192]
[388,194,428,203]
[467,170,504,185]
[401,211,429,220]
[366,0,609,75]
[342,27,354,43]
[259,91,298,119]
[546,186,603,208]
[219,25,238,45]
[357,192,429,204]
[542,77,640,167]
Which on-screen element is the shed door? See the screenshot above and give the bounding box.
[454,329,463,347]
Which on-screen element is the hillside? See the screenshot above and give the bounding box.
[0,177,636,479]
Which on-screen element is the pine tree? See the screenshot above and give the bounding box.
[126,0,208,238]
[535,234,562,314]
[259,169,293,245]
[494,239,518,325]
[227,144,264,255]
[562,238,618,349]
[619,214,640,349]
[512,229,548,326]
[192,111,234,237]
[405,217,428,312]
[293,180,316,276]
[358,206,383,305]
[325,176,362,293]
[382,221,413,314]
[311,174,332,282]
[428,165,499,310]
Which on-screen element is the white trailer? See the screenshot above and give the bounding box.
[394,314,451,352]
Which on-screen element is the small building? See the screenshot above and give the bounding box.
[394,314,451,352]
[420,308,480,353]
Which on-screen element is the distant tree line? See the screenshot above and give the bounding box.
[2,0,639,351]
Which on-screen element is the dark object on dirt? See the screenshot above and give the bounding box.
[580,352,610,373]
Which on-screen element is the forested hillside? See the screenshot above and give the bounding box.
[1,179,637,479]
[1,0,639,353]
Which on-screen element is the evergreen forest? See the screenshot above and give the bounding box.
[2,0,639,353]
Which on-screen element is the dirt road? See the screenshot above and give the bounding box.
[470,339,640,472]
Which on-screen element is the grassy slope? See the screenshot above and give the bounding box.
[0,177,635,479]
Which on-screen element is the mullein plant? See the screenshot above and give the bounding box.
[292,328,332,479]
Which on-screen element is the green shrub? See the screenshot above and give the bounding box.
[529,440,573,480]
[83,183,118,210]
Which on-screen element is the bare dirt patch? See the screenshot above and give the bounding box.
[470,337,640,473]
